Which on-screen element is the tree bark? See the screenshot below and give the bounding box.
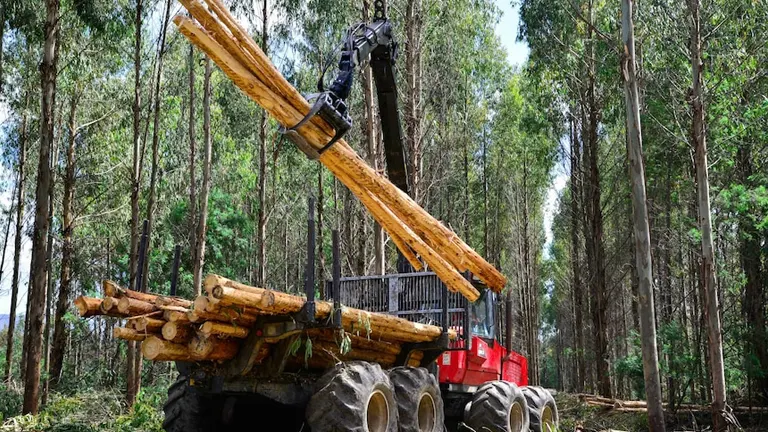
[569,115,585,393]
[188,45,198,264]
[193,57,213,295]
[126,0,143,407]
[49,91,79,390]
[362,0,384,275]
[4,92,28,383]
[688,0,726,427]
[22,0,59,414]
[142,0,173,304]
[404,0,422,202]
[621,1,665,428]
[583,3,611,396]
[256,0,269,287]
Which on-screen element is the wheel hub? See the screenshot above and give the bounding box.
[366,389,390,432]
[417,392,436,431]
[508,400,524,432]
[542,405,555,431]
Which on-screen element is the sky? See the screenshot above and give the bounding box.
[0,0,561,316]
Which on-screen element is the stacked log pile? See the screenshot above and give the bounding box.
[171,0,507,302]
[74,277,444,368]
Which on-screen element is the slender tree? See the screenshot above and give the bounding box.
[688,0,726,427]
[193,57,212,294]
[188,44,198,269]
[23,0,59,414]
[621,0,665,428]
[362,0,384,274]
[142,0,173,293]
[126,0,143,407]
[5,92,29,383]
[256,0,269,287]
[569,114,585,392]
[49,91,80,389]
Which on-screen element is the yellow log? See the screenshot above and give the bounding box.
[188,335,240,361]
[162,322,193,343]
[134,317,166,332]
[117,297,158,315]
[200,321,249,338]
[114,327,147,342]
[74,296,102,318]
[142,336,194,361]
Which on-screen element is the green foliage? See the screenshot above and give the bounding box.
[0,387,164,431]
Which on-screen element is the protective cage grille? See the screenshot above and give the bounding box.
[325,272,469,349]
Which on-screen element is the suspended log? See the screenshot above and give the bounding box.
[200,321,249,338]
[162,322,193,343]
[172,2,506,299]
[118,297,158,315]
[188,335,239,361]
[134,317,166,332]
[114,327,148,341]
[143,336,194,361]
[74,296,102,318]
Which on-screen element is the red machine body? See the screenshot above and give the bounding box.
[437,335,528,388]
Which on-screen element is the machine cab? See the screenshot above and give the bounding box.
[437,288,528,391]
[469,289,496,342]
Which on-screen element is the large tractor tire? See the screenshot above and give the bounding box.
[390,366,445,432]
[163,375,218,432]
[465,381,530,432]
[306,361,398,432]
[521,386,558,432]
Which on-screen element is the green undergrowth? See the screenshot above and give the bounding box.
[0,385,165,432]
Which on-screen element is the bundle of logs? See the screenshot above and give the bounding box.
[73,276,450,368]
[171,0,507,302]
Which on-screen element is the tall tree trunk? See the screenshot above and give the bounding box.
[256,0,269,286]
[737,142,768,401]
[142,0,173,302]
[49,92,79,390]
[405,0,422,202]
[193,57,213,294]
[688,0,726,427]
[569,115,585,393]
[362,0,384,275]
[23,0,59,414]
[188,45,198,266]
[583,3,610,396]
[126,0,143,407]
[621,1,665,428]
[41,103,61,407]
[5,93,28,383]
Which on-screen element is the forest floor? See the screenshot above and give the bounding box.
[0,383,766,431]
[554,392,768,431]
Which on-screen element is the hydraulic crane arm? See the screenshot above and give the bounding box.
[283,6,410,194]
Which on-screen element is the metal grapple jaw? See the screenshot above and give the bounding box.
[278,91,352,160]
